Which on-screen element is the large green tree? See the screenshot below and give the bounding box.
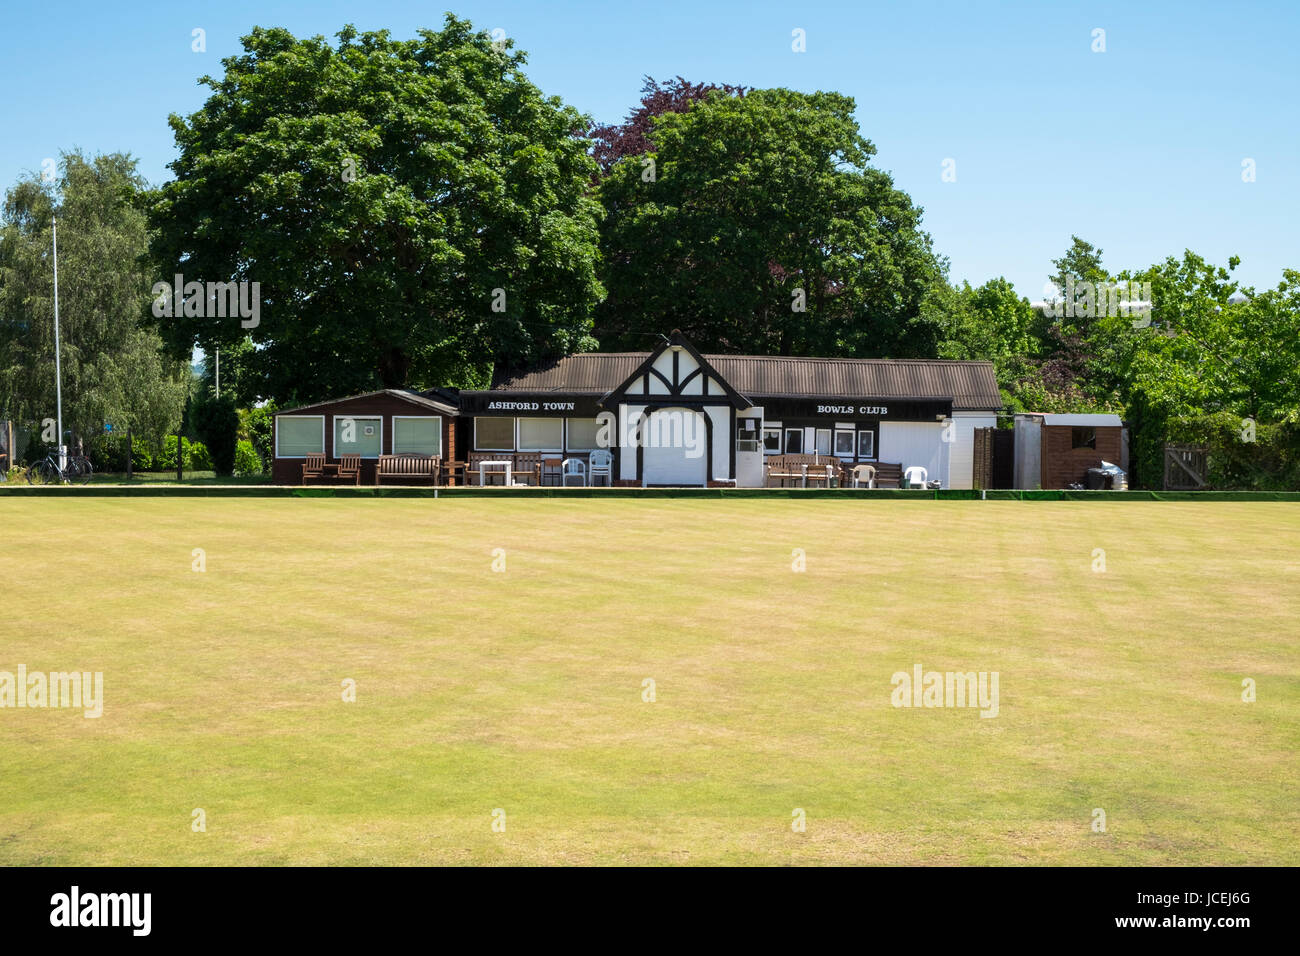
[1091,252,1300,486]
[1048,235,1107,305]
[147,16,604,407]
[0,152,188,455]
[922,276,1045,407]
[595,88,942,355]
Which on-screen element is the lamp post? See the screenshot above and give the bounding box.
[52,215,65,471]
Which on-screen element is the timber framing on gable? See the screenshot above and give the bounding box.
[599,330,753,410]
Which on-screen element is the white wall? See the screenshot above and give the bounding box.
[642,409,708,485]
[948,412,997,489]
[616,402,730,484]
[618,404,644,480]
[879,422,950,486]
[706,406,730,482]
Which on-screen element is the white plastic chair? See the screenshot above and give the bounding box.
[852,464,876,488]
[561,458,587,487]
[903,466,928,489]
[588,449,613,487]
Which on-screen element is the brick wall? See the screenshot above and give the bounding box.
[1040,426,1122,488]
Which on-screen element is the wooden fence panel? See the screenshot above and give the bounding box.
[973,427,993,490]
[1164,443,1208,490]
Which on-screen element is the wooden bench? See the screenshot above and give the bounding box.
[765,454,802,487]
[802,456,842,487]
[765,454,842,487]
[466,451,504,486]
[512,452,542,486]
[375,454,438,484]
[870,462,904,488]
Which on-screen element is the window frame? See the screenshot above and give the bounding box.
[1071,427,1097,450]
[834,429,856,458]
[392,415,442,457]
[857,429,876,459]
[784,428,804,454]
[333,414,383,459]
[762,427,782,455]
[564,417,602,452]
[517,416,564,452]
[275,415,325,459]
[474,416,516,451]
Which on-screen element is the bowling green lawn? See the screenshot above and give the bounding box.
[0,496,1296,865]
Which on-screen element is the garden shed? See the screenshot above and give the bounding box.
[1012,413,1125,489]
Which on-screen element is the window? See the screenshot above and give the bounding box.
[393,416,441,456]
[763,428,781,454]
[276,416,324,457]
[566,418,602,450]
[518,417,563,450]
[815,429,831,456]
[834,430,855,457]
[1072,427,1097,450]
[736,419,761,453]
[784,428,803,453]
[857,430,875,459]
[334,416,382,458]
[475,417,515,450]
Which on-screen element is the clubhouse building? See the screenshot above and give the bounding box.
[272,331,1004,488]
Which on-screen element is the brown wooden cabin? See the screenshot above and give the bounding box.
[272,390,457,485]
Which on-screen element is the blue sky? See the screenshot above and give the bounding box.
[4,0,1298,300]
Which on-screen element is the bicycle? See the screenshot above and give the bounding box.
[26,452,94,485]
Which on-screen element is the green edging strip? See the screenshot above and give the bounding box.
[980,489,1300,501]
[0,484,937,499]
[1,484,1298,500]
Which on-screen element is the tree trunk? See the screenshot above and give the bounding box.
[176,432,183,482]
[378,348,412,389]
[127,428,133,480]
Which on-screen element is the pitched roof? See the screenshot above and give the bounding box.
[276,389,458,416]
[491,352,1003,411]
[710,355,1001,410]
[491,353,649,393]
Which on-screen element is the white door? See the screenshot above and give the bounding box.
[642,409,708,486]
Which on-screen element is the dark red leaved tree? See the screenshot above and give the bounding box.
[587,75,747,175]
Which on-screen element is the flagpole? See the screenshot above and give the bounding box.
[52,215,65,471]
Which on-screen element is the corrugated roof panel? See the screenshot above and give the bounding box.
[491,352,1002,411]
[492,353,648,393]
